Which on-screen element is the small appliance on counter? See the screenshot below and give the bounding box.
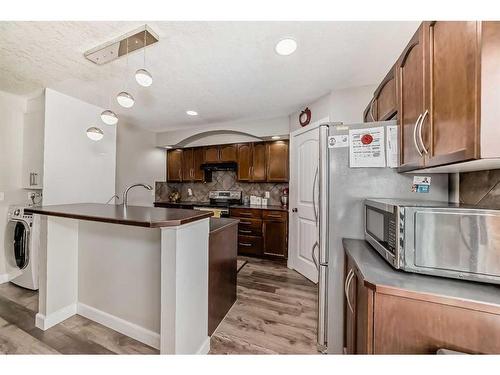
[250,195,262,205]
[168,189,181,203]
[364,198,500,285]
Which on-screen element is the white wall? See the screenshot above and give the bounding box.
[115,121,165,207]
[0,90,29,279]
[43,89,116,205]
[156,116,289,147]
[289,85,376,132]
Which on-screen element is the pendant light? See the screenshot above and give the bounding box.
[86,126,104,141]
[117,38,135,108]
[100,109,118,125]
[135,30,153,87]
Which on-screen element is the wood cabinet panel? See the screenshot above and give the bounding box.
[374,65,397,121]
[397,26,425,170]
[266,141,289,182]
[167,149,183,182]
[193,147,205,181]
[238,218,263,236]
[252,142,267,182]
[204,146,220,163]
[219,144,237,162]
[237,235,262,257]
[424,21,480,167]
[373,293,500,354]
[230,208,262,219]
[182,148,194,181]
[263,220,287,258]
[237,143,252,181]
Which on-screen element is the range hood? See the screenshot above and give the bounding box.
[201,162,237,182]
[200,162,237,171]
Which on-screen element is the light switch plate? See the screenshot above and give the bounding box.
[0,192,4,201]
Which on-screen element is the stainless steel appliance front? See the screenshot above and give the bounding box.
[365,198,500,284]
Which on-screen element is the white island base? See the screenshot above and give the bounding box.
[33,214,210,354]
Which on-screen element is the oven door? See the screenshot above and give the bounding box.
[364,203,399,268]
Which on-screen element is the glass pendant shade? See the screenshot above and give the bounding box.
[135,68,153,87]
[100,109,118,125]
[116,91,135,108]
[86,127,104,141]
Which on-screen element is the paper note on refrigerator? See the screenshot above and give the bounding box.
[386,125,399,168]
[349,126,386,168]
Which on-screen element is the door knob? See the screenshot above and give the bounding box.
[292,208,298,212]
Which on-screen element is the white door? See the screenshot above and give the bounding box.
[288,119,327,283]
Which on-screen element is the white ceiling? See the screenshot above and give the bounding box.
[0,21,419,132]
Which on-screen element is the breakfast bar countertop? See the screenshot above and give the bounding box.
[25,203,213,228]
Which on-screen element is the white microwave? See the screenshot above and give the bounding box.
[364,198,500,285]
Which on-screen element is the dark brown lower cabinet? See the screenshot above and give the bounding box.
[344,249,500,354]
[230,208,288,259]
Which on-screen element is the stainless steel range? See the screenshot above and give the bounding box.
[193,191,242,218]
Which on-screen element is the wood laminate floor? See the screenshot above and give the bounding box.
[0,257,319,355]
[210,257,320,354]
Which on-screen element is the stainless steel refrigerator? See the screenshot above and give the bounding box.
[316,121,450,353]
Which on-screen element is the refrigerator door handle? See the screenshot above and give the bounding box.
[311,241,319,270]
[312,166,319,226]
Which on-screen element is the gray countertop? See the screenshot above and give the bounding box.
[154,201,288,211]
[343,238,500,311]
[26,203,213,228]
[209,217,239,234]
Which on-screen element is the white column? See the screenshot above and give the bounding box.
[35,215,79,330]
[160,218,210,354]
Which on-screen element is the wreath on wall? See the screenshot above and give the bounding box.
[299,107,311,127]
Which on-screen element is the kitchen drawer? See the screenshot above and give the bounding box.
[262,210,287,221]
[230,208,262,219]
[237,235,262,256]
[238,218,262,236]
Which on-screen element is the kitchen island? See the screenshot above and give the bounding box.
[26,203,213,354]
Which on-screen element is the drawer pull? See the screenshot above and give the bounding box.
[240,221,253,225]
[239,212,252,216]
[239,242,253,247]
[266,214,282,218]
[239,229,252,234]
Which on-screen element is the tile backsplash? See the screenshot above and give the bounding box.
[460,169,500,208]
[156,171,288,206]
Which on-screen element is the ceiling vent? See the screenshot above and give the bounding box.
[84,25,159,65]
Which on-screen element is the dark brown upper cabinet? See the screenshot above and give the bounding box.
[422,21,480,168]
[237,143,252,181]
[203,145,219,163]
[374,65,397,121]
[266,141,289,182]
[181,148,204,182]
[219,144,238,162]
[397,25,426,171]
[236,142,267,182]
[167,149,183,182]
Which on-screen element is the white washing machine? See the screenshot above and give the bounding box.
[4,206,39,290]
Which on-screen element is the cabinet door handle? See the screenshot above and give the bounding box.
[418,110,429,154]
[413,113,423,157]
[29,173,33,186]
[345,270,355,313]
[239,242,252,247]
[178,169,182,181]
[34,173,37,185]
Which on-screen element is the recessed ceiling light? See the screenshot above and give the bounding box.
[271,135,281,140]
[275,38,297,56]
[186,110,198,116]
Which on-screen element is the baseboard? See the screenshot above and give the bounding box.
[35,304,77,330]
[0,273,9,284]
[196,337,211,355]
[77,303,160,350]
